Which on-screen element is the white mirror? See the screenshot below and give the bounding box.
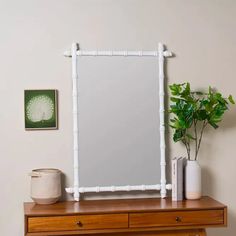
[79,56,160,187]
[64,43,172,200]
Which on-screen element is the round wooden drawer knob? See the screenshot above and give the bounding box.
[175,216,182,222]
[77,221,83,227]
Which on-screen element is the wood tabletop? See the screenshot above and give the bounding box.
[24,196,226,216]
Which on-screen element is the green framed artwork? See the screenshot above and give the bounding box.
[24,90,58,130]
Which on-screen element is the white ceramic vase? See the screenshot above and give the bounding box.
[185,160,201,200]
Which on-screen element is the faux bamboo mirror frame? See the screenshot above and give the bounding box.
[64,42,172,201]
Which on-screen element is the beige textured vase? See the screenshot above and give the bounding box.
[29,168,61,204]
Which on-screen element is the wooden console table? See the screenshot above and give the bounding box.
[24,196,227,236]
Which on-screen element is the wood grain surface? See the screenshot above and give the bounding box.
[24,196,226,216]
[130,210,224,227]
[28,213,128,232]
[24,196,226,236]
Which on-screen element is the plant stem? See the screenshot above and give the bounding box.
[182,137,191,160]
[187,140,191,160]
[194,119,198,160]
[195,120,208,160]
[182,140,189,160]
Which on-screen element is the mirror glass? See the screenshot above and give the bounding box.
[77,56,161,187]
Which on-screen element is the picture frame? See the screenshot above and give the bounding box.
[24,89,58,130]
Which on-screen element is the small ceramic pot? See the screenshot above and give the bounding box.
[29,168,61,204]
[185,160,201,200]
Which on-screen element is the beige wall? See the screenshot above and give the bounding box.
[0,0,236,235]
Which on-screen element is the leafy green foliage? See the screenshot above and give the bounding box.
[169,83,234,160]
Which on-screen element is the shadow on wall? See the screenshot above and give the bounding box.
[219,103,236,130]
[202,167,236,236]
[202,167,216,199]
[207,209,236,236]
[60,172,66,200]
[200,99,236,236]
[61,172,77,201]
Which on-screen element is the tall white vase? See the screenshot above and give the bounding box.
[185,160,201,200]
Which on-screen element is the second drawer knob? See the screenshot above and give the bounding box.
[77,221,83,227]
[175,216,182,222]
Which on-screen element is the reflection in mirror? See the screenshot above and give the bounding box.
[78,57,160,187]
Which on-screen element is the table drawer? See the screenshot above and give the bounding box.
[28,213,128,232]
[130,210,224,228]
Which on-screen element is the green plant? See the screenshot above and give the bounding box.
[169,83,234,160]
